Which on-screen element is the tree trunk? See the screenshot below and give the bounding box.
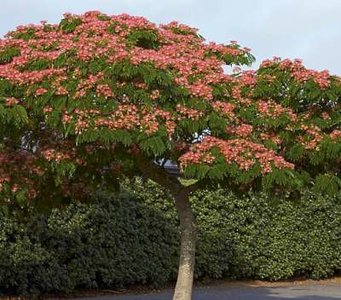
[133,153,198,299]
[173,193,196,300]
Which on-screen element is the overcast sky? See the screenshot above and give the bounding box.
[0,0,340,74]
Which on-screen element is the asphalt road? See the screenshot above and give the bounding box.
[75,283,341,300]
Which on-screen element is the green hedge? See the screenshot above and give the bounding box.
[0,179,340,295]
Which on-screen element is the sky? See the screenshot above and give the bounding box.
[0,0,340,74]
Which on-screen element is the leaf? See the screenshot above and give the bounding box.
[139,136,167,156]
[11,105,29,125]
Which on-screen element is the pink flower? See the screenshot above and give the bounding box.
[4,97,19,106]
[35,87,48,96]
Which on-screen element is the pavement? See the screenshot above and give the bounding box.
[72,281,341,300]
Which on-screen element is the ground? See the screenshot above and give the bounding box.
[42,278,341,300]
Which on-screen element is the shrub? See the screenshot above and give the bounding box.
[192,189,341,280]
[0,180,340,295]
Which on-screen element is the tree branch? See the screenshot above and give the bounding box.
[134,151,199,198]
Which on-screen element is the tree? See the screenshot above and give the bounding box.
[0,11,340,300]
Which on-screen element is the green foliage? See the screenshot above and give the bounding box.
[192,188,341,280]
[0,183,179,296]
[54,49,78,68]
[139,135,169,156]
[6,105,29,126]
[0,180,340,296]
[10,28,36,41]
[127,29,160,49]
[207,45,255,66]
[59,17,83,33]
[19,58,50,71]
[314,174,341,196]
[0,47,21,64]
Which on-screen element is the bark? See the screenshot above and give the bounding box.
[134,152,197,300]
[173,192,196,300]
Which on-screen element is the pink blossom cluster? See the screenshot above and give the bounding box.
[260,133,282,145]
[176,104,204,120]
[161,21,199,36]
[187,81,214,100]
[299,125,323,150]
[130,107,176,136]
[260,58,331,88]
[150,89,160,100]
[212,101,236,118]
[73,104,176,137]
[321,112,331,120]
[180,136,294,174]
[257,100,297,121]
[0,66,66,86]
[74,72,105,99]
[0,150,43,198]
[40,148,72,162]
[96,84,114,98]
[0,10,253,155]
[93,105,139,131]
[330,129,341,140]
[206,42,247,59]
[35,87,48,96]
[55,86,68,96]
[226,123,253,137]
[0,8,249,107]
[0,11,251,104]
[4,97,19,106]
[140,113,159,135]
[230,85,252,106]
[39,143,84,166]
[154,109,176,136]
[240,70,256,86]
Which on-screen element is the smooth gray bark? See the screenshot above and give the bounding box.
[173,193,196,300]
[135,153,197,300]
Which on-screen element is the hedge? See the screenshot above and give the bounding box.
[0,179,340,295]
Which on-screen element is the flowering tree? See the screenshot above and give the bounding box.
[0,11,340,300]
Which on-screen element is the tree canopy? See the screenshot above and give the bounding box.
[0,11,340,208]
